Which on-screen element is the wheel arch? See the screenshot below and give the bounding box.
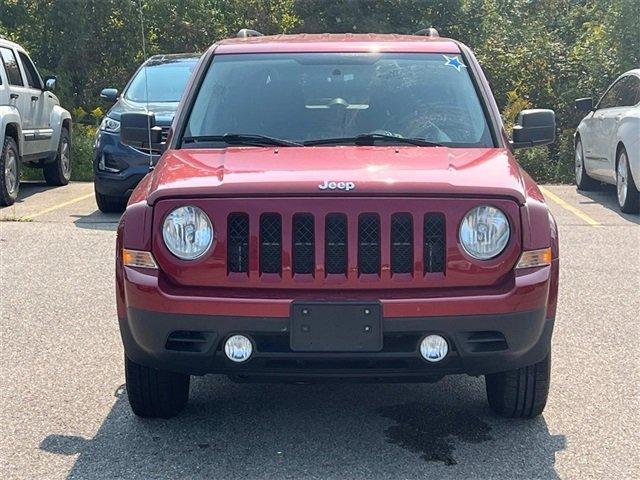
[615,141,626,163]
[574,131,581,145]
[5,123,20,150]
[48,106,72,152]
[1,108,23,157]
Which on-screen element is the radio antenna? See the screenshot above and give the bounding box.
[137,0,153,166]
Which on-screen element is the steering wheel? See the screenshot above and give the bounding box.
[405,118,452,143]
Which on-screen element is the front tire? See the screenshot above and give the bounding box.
[125,356,190,418]
[485,354,551,418]
[575,138,599,191]
[0,136,20,206]
[616,146,640,214]
[95,188,127,213]
[43,126,71,186]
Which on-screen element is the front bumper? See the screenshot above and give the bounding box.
[93,130,157,198]
[120,306,554,380]
[118,258,556,380]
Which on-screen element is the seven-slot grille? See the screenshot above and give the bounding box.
[227,212,446,277]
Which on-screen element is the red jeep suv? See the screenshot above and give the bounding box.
[116,30,559,419]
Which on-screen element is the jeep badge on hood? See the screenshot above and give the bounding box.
[318,180,356,191]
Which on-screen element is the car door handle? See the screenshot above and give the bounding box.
[10,93,19,99]
[31,95,39,101]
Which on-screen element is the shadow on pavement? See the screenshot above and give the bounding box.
[3,181,51,205]
[578,185,640,224]
[72,210,121,231]
[40,375,565,479]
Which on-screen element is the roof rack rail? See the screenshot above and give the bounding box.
[237,29,263,38]
[414,28,439,38]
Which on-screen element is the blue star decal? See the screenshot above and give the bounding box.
[443,55,466,72]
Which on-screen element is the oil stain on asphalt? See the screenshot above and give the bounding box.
[377,402,492,465]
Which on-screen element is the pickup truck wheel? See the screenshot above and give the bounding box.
[43,126,71,186]
[125,356,190,418]
[95,189,127,213]
[1,136,20,206]
[485,354,550,418]
[575,138,599,191]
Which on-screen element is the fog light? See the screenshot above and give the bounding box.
[224,335,253,363]
[420,335,448,362]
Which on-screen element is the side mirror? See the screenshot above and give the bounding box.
[575,97,594,112]
[120,112,163,150]
[43,75,57,91]
[512,109,555,149]
[100,88,119,102]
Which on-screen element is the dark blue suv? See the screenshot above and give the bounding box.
[93,53,200,212]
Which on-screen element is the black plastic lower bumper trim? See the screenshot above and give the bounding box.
[119,307,553,379]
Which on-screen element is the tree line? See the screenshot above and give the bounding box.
[1,0,638,182]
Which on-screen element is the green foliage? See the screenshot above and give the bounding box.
[3,0,638,184]
[70,125,97,181]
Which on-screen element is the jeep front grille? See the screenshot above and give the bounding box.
[227,213,249,273]
[259,213,282,274]
[325,214,347,274]
[358,213,381,274]
[391,213,413,274]
[226,211,446,278]
[293,214,315,274]
[424,213,446,273]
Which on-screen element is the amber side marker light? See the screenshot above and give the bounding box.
[516,247,552,269]
[122,249,158,269]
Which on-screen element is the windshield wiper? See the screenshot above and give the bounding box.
[304,133,442,147]
[182,133,303,147]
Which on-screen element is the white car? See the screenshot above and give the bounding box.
[0,37,72,206]
[574,69,640,213]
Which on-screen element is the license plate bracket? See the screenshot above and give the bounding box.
[290,301,382,352]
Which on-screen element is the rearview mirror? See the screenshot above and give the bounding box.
[43,75,57,91]
[512,109,555,149]
[100,88,119,102]
[575,97,594,112]
[120,112,163,150]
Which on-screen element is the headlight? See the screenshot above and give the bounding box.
[100,116,120,133]
[162,206,213,260]
[459,206,510,260]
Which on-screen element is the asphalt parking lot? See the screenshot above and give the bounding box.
[1,182,638,480]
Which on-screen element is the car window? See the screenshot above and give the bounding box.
[598,76,639,109]
[598,81,620,109]
[619,75,640,106]
[0,47,24,86]
[185,53,494,148]
[125,57,198,102]
[17,51,42,89]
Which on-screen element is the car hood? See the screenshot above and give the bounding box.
[142,146,527,205]
[107,98,178,126]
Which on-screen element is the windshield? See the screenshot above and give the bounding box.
[184,53,494,148]
[125,57,198,103]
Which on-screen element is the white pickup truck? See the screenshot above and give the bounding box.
[0,38,72,206]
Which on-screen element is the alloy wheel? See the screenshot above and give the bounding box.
[4,148,18,195]
[61,138,71,180]
[575,142,583,185]
[617,152,628,207]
